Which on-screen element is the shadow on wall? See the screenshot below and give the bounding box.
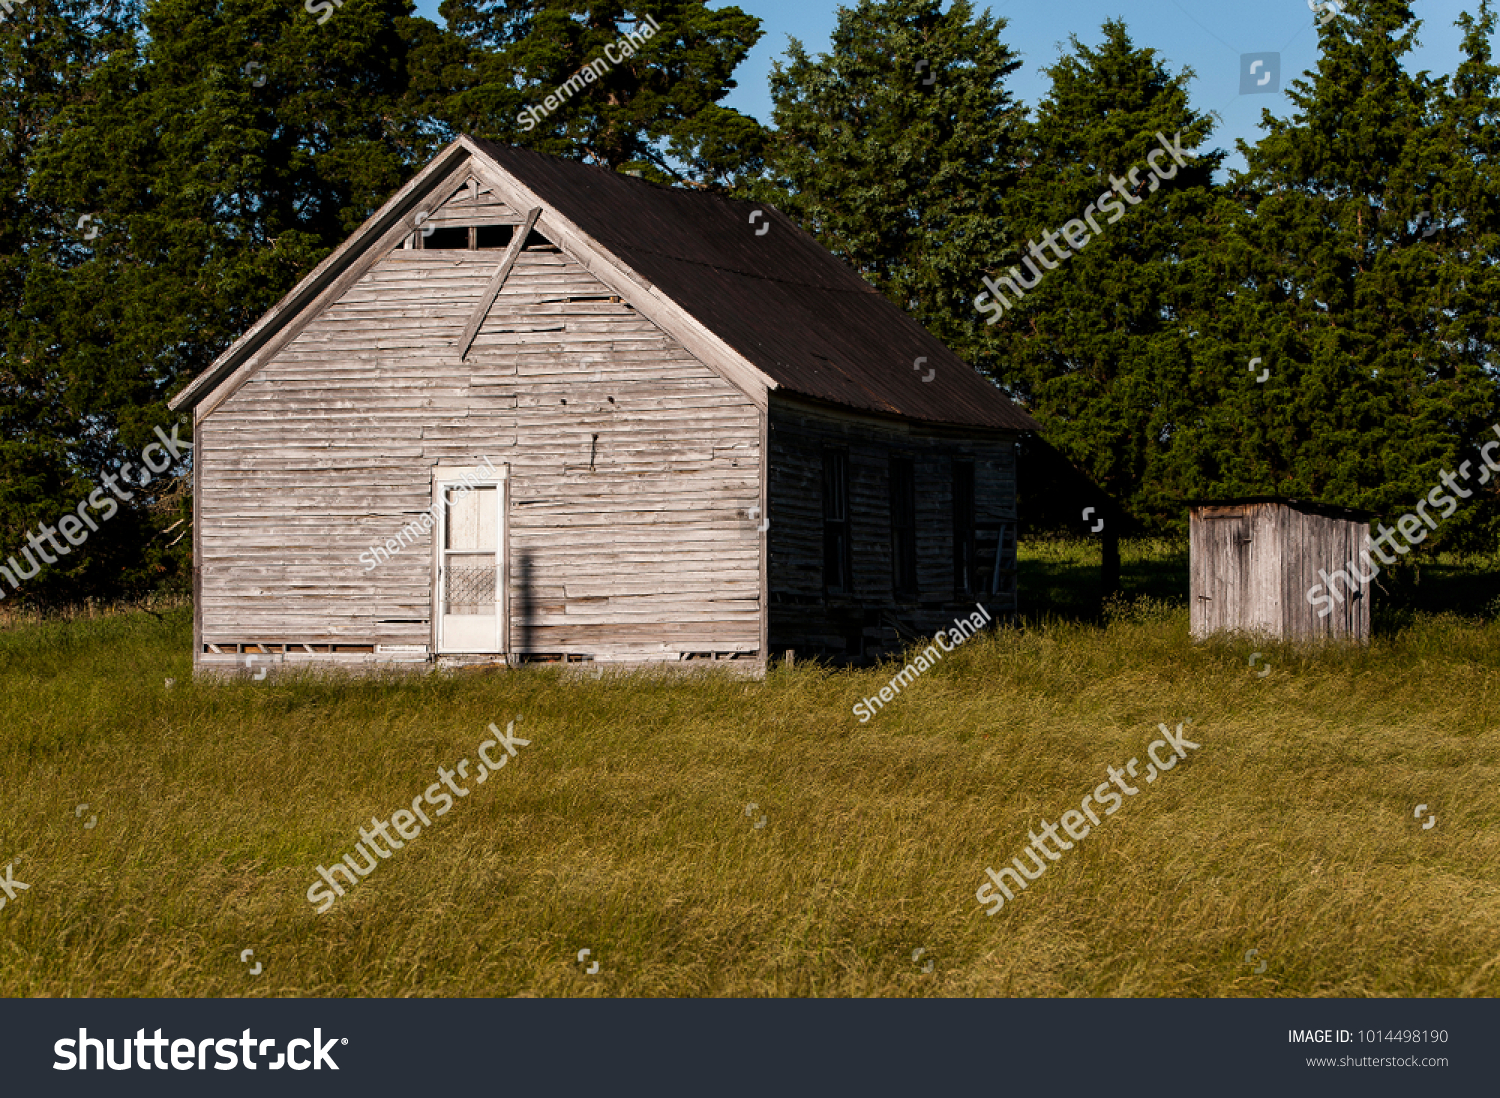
[515,547,534,657]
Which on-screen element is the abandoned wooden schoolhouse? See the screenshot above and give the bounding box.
[167,136,1038,674]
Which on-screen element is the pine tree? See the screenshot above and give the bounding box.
[1216,0,1499,541]
[0,0,152,603]
[435,0,766,186]
[983,20,1225,531]
[762,0,1025,363]
[3,0,453,603]
[1421,0,1500,549]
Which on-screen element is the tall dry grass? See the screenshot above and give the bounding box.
[1,595,1497,997]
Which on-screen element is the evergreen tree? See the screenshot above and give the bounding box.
[1214,0,1499,542]
[0,0,153,603]
[1420,0,1500,549]
[983,20,1224,531]
[436,0,766,186]
[763,0,1025,364]
[3,0,454,604]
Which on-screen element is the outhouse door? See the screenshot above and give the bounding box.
[1193,509,1252,635]
[432,464,508,655]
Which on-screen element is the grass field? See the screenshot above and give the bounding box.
[1,540,1498,997]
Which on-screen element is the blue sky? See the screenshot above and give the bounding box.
[408,0,1485,173]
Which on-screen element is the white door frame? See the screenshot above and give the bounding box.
[431,462,509,655]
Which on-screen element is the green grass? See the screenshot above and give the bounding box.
[1018,535,1500,625]
[1019,535,1189,620]
[2,585,1499,997]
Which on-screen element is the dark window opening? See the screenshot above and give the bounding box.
[420,226,470,250]
[890,456,917,596]
[822,450,851,595]
[953,460,976,596]
[416,223,552,251]
[476,224,515,249]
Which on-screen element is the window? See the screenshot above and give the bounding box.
[952,460,976,596]
[475,224,515,250]
[822,450,851,594]
[890,456,917,595]
[412,224,549,251]
[419,226,471,250]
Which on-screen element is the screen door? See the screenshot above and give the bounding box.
[433,466,507,654]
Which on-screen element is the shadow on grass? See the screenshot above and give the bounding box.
[1021,538,1500,634]
[1374,554,1500,629]
[1018,538,1189,623]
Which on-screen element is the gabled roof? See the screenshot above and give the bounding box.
[172,138,1038,432]
[469,140,1035,432]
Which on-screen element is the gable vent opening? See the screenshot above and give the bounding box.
[413,225,556,251]
[421,226,471,250]
[476,224,514,249]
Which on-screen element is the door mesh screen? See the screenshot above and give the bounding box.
[445,563,496,615]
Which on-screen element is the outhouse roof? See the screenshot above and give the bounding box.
[1188,496,1377,522]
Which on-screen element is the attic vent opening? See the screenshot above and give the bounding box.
[476,224,514,249]
[421,226,470,250]
[413,225,555,251]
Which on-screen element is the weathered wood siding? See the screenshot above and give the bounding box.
[198,181,763,665]
[1282,508,1371,640]
[765,396,1018,660]
[419,175,515,230]
[1190,502,1370,641]
[1190,505,1257,637]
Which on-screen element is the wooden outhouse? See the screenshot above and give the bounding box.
[1188,498,1374,641]
[168,137,1038,674]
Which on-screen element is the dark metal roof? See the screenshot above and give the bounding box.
[471,140,1038,432]
[1188,497,1377,522]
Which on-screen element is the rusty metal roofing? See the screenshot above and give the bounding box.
[471,140,1038,432]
